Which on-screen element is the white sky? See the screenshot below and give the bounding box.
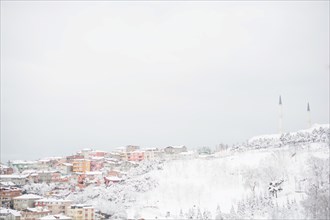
[1,1,329,162]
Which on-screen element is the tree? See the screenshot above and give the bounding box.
[301,157,329,219]
[215,205,223,220]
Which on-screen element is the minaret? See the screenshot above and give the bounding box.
[278,96,283,134]
[307,102,311,128]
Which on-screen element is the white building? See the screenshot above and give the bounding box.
[0,208,21,220]
[13,194,43,210]
[35,198,72,215]
[0,175,28,186]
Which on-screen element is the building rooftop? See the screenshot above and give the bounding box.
[0,174,28,179]
[0,208,21,217]
[14,194,43,200]
[36,198,72,203]
[39,214,72,220]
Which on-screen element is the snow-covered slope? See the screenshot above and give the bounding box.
[128,143,328,219]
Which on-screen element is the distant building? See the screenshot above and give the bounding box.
[37,171,61,183]
[90,158,104,172]
[20,207,50,220]
[0,175,28,186]
[8,161,38,173]
[0,208,21,220]
[67,204,95,220]
[66,155,84,164]
[164,146,187,154]
[72,160,90,173]
[13,194,43,210]
[0,164,14,175]
[35,198,72,215]
[0,186,22,205]
[126,151,144,162]
[89,150,107,158]
[125,145,140,152]
[55,163,73,175]
[144,148,160,160]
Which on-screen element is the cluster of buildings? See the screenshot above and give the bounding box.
[0,145,190,220]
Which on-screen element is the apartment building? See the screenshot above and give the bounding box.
[35,198,72,215]
[72,160,90,173]
[67,204,94,220]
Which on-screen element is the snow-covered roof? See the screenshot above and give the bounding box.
[73,159,90,161]
[0,208,21,216]
[25,207,49,212]
[61,163,73,166]
[71,204,93,208]
[0,174,28,179]
[39,214,71,220]
[84,171,103,175]
[21,169,38,175]
[36,198,72,203]
[90,156,104,160]
[166,145,186,149]
[14,194,43,200]
[179,151,195,155]
[0,181,16,186]
[0,164,9,169]
[105,176,122,181]
[144,147,159,151]
[37,170,60,174]
[11,160,38,165]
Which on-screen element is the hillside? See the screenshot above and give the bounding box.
[39,124,329,219]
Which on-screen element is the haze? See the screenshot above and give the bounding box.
[1,1,329,162]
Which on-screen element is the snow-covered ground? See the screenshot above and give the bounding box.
[128,143,329,219]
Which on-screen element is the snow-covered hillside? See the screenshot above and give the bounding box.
[127,125,329,219]
[22,125,329,219]
[129,143,328,219]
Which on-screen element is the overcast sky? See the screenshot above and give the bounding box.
[1,1,329,162]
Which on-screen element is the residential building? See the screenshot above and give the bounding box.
[125,151,144,162]
[0,187,22,204]
[13,194,43,210]
[0,208,21,220]
[67,204,95,220]
[66,155,84,164]
[72,160,90,173]
[35,198,72,215]
[144,148,161,160]
[0,175,27,186]
[55,163,73,175]
[8,161,38,173]
[164,145,187,154]
[0,164,13,175]
[37,171,61,183]
[125,145,140,152]
[90,159,104,172]
[20,207,50,220]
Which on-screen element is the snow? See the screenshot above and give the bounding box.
[39,214,71,220]
[14,193,43,200]
[0,174,28,179]
[0,208,21,216]
[36,198,72,203]
[18,124,329,219]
